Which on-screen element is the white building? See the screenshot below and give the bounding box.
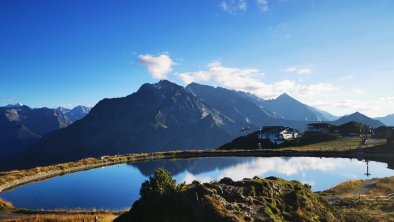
[258,126,300,145]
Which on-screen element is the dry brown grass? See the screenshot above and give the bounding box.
[0,198,13,209]
[327,176,394,197]
[0,213,117,222]
[365,177,394,196]
[328,180,365,195]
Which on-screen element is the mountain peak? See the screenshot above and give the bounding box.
[155,79,177,87]
[334,112,384,128]
[5,103,24,108]
[349,111,366,117]
[276,93,297,102]
[137,80,183,94]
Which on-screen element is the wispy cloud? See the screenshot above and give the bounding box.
[256,0,269,11]
[270,23,292,39]
[220,0,247,14]
[353,89,364,95]
[177,61,333,99]
[138,54,175,80]
[0,97,17,105]
[220,0,269,14]
[339,75,354,81]
[312,99,372,113]
[378,97,394,103]
[285,66,312,75]
[310,97,394,117]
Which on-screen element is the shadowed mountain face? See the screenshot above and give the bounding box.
[185,83,275,128]
[333,112,384,128]
[0,106,71,162]
[8,81,241,169]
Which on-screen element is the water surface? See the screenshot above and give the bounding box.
[0,157,393,210]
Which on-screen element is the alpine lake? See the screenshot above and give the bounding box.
[0,156,393,210]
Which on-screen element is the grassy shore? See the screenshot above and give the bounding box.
[0,198,13,210]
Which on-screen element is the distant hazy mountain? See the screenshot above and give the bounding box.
[375,114,394,126]
[1,105,71,136]
[333,112,384,128]
[55,105,91,123]
[0,105,71,162]
[10,80,241,168]
[247,92,335,122]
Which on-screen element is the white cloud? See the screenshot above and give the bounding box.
[138,54,175,80]
[313,100,367,109]
[309,97,394,117]
[270,23,292,39]
[182,157,336,183]
[177,61,333,99]
[220,0,247,14]
[353,89,364,95]
[379,97,394,103]
[220,0,269,14]
[256,0,269,11]
[339,75,354,81]
[0,97,16,105]
[182,171,213,184]
[285,66,312,75]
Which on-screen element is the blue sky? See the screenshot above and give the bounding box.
[0,0,393,117]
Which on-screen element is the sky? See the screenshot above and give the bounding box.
[0,0,393,117]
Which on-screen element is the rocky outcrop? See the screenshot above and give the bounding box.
[116,176,340,222]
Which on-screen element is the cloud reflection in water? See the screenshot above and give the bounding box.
[179,157,339,185]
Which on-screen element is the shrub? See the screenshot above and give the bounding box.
[140,168,176,198]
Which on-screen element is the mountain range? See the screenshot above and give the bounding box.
[0,104,91,163]
[1,80,385,169]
